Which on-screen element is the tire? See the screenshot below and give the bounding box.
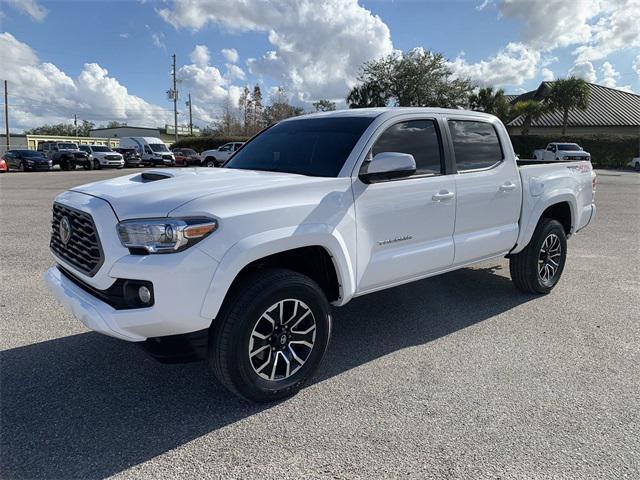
[634,162,640,172]
[60,159,71,171]
[19,162,25,172]
[510,218,567,294]
[209,268,332,403]
[84,160,93,170]
[93,159,101,170]
[205,157,216,168]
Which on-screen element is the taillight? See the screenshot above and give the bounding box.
[592,174,597,195]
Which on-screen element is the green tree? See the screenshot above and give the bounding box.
[262,87,304,125]
[312,99,337,112]
[469,87,512,123]
[26,121,93,137]
[547,77,590,135]
[103,121,126,129]
[251,85,264,134]
[347,49,475,108]
[511,100,548,136]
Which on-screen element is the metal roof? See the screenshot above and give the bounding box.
[508,82,640,127]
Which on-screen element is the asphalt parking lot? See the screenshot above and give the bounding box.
[1,168,638,479]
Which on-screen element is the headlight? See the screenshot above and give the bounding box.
[117,217,218,254]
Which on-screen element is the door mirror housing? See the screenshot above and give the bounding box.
[359,152,417,184]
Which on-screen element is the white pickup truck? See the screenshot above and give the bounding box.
[44,108,596,402]
[533,142,591,162]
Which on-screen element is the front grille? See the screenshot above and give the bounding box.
[50,203,104,276]
[106,155,120,160]
[162,155,173,160]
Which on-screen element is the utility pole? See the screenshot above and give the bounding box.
[187,93,193,136]
[74,114,78,137]
[172,53,178,143]
[3,80,9,151]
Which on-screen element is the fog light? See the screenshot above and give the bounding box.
[138,286,152,304]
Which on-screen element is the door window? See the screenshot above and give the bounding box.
[371,120,444,176]
[448,120,503,171]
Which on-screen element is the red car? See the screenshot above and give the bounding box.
[0,156,8,173]
[171,148,201,167]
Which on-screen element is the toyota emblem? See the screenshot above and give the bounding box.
[59,216,72,245]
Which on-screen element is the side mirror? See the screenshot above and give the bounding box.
[359,152,416,184]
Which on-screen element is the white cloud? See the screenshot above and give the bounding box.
[0,32,172,130]
[151,32,166,51]
[3,0,48,22]
[573,1,640,62]
[158,0,393,102]
[190,45,210,66]
[568,61,597,82]
[224,64,246,81]
[634,55,640,78]
[176,46,245,124]
[496,0,640,62]
[541,67,555,81]
[448,42,540,87]
[119,33,130,39]
[598,61,633,91]
[221,48,239,63]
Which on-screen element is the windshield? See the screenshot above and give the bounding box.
[92,146,111,152]
[183,149,197,155]
[17,150,45,157]
[58,143,78,150]
[149,143,169,152]
[225,117,374,177]
[557,143,581,151]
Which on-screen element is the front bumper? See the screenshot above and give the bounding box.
[45,244,219,341]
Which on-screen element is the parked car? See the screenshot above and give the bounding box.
[200,142,244,167]
[0,157,7,173]
[114,148,142,168]
[44,108,596,403]
[533,143,591,162]
[628,157,640,171]
[172,148,202,166]
[2,149,52,171]
[79,145,124,170]
[37,141,91,170]
[119,137,175,167]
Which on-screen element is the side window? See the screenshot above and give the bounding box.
[371,119,443,175]
[448,120,503,171]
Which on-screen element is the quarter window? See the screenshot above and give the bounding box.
[371,120,443,175]
[448,120,503,171]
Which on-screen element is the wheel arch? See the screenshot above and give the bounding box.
[200,225,356,321]
[512,194,576,254]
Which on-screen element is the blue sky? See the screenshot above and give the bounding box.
[1,0,638,131]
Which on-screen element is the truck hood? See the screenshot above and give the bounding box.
[70,167,336,219]
[558,150,589,156]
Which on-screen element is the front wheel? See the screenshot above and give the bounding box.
[510,218,567,294]
[209,269,331,403]
[93,159,101,170]
[204,157,216,168]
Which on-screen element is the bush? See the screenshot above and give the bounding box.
[170,135,250,152]
[509,134,639,168]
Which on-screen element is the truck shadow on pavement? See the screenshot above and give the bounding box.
[1,265,536,479]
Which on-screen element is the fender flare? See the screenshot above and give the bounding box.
[512,190,577,254]
[199,223,356,320]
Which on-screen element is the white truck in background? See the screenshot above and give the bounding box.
[119,137,175,167]
[44,108,596,403]
[533,142,591,162]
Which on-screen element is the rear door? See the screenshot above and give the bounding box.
[354,116,456,293]
[445,117,522,265]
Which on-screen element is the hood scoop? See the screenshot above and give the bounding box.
[139,171,174,182]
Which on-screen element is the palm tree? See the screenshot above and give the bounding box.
[512,100,548,136]
[547,77,590,135]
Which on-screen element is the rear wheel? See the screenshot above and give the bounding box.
[510,218,567,294]
[209,268,331,403]
[60,159,71,171]
[205,157,216,168]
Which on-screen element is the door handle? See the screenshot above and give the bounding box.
[499,182,517,192]
[432,190,455,202]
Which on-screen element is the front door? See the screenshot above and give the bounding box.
[354,118,456,293]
